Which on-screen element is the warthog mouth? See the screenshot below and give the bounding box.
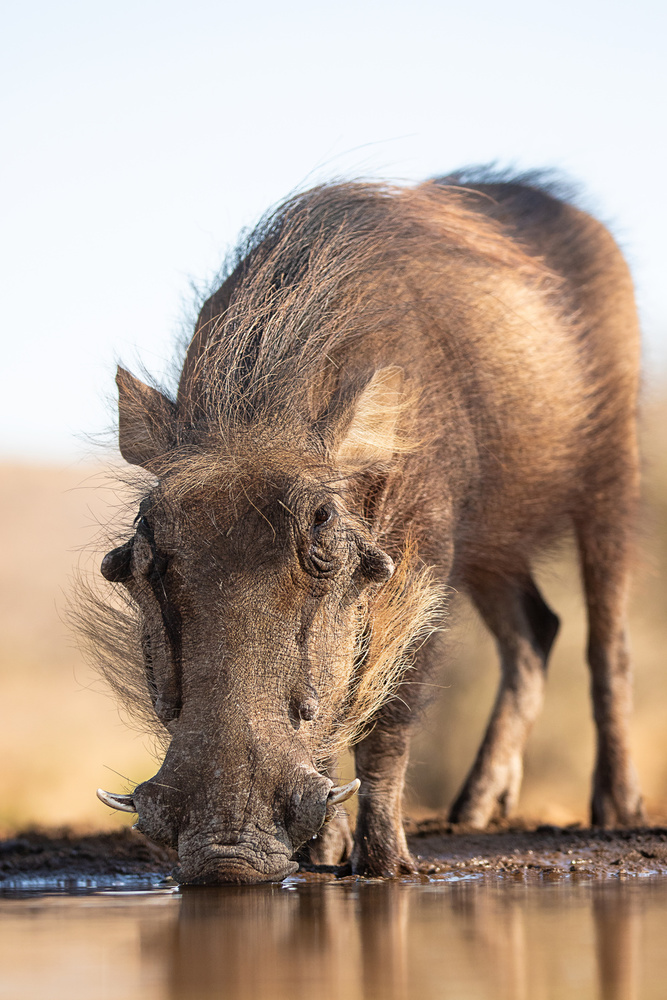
[175,842,299,885]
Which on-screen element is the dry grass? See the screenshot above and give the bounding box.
[0,463,158,834]
[1,389,665,833]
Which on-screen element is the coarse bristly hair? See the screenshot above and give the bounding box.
[175,180,553,442]
[75,176,562,755]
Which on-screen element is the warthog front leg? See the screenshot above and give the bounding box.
[449,574,559,827]
[352,726,415,877]
[306,810,354,865]
[296,759,354,866]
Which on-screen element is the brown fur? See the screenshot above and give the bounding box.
[86,171,643,882]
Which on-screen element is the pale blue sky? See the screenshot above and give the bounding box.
[2,0,665,459]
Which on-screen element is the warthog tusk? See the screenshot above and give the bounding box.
[327,778,361,805]
[96,788,136,813]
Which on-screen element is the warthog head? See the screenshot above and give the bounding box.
[94,365,425,883]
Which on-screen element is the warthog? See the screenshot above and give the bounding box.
[91,169,644,882]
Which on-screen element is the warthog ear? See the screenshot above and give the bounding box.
[116,367,176,467]
[321,366,408,467]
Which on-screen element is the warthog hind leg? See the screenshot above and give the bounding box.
[449,574,559,827]
[576,500,644,827]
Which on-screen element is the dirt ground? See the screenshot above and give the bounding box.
[405,817,667,879]
[2,820,667,890]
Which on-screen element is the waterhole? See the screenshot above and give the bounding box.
[2,875,667,999]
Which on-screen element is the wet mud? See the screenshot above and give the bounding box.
[406,817,667,879]
[0,828,177,892]
[2,819,667,891]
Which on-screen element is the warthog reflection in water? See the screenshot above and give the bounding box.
[86,169,644,882]
[136,881,649,1000]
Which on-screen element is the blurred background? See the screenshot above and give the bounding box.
[1,0,665,833]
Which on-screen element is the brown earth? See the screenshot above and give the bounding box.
[406,818,667,880]
[3,821,667,891]
[0,828,177,890]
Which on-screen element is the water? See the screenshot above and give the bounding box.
[2,874,667,999]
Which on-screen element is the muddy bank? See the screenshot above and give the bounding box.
[0,828,177,891]
[405,817,667,879]
[2,821,667,890]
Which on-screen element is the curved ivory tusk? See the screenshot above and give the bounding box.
[327,778,361,806]
[96,788,136,813]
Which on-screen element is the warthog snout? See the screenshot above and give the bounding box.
[98,767,360,884]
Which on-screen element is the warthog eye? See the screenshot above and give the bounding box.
[135,515,151,535]
[313,504,334,529]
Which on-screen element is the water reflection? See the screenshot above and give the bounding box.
[2,878,667,999]
[592,884,642,1000]
[140,878,667,1000]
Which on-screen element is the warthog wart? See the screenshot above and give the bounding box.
[86,169,644,882]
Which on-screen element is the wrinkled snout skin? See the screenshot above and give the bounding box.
[132,726,333,884]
